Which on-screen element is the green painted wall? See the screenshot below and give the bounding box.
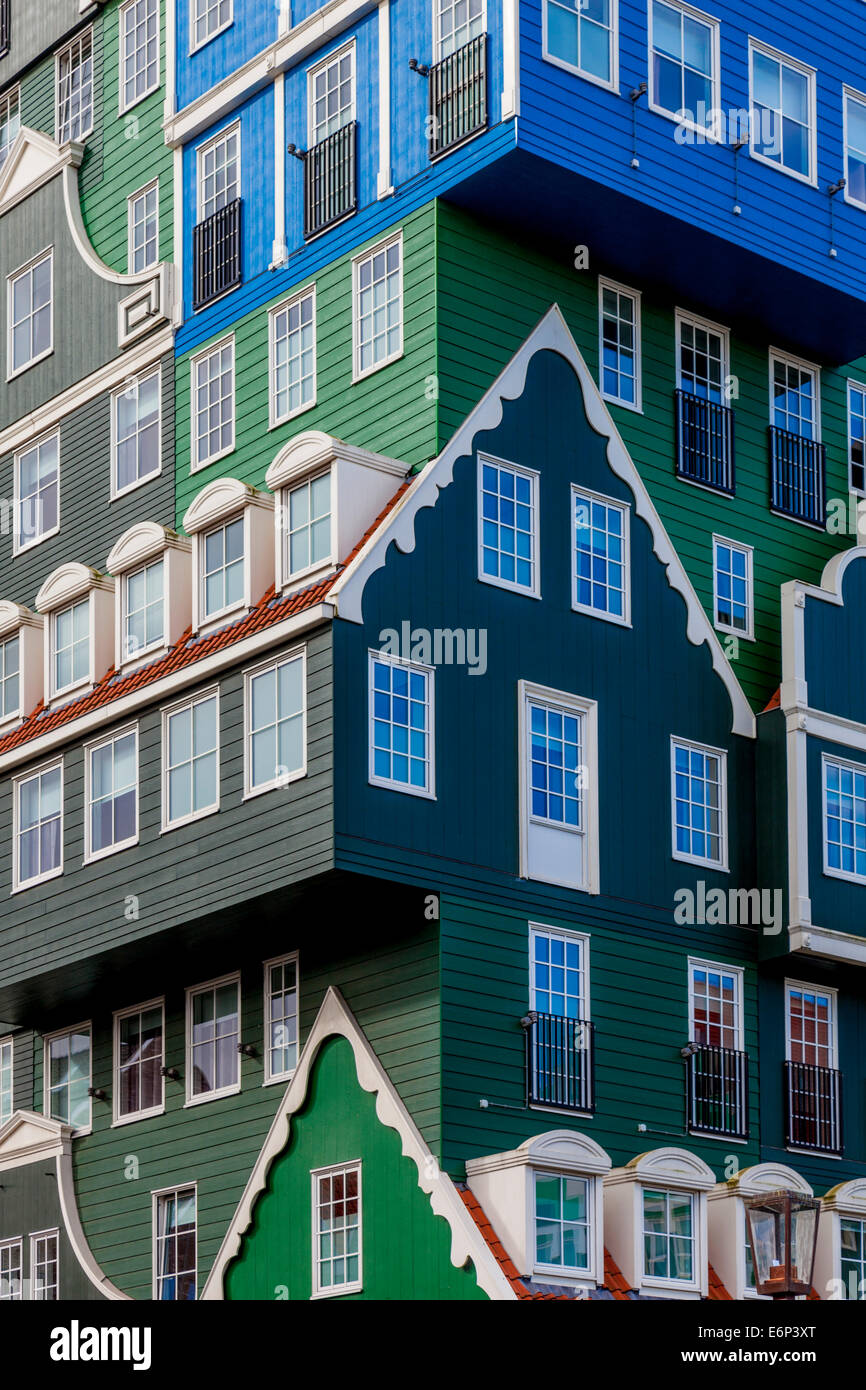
[0,1161,104,1300]
[225,1035,487,1301]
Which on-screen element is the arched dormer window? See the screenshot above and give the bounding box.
[182,478,273,635]
[35,562,114,706]
[0,601,43,728]
[815,1178,866,1301]
[106,522,192,672]
[604,1147,716,1299]
[708,1162,813,1301]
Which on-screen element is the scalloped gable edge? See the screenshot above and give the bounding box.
[200,986,516,1300]
[330,305,755,739]
[779,546,866,711]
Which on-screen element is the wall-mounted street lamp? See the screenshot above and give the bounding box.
[745,1189,821,1300]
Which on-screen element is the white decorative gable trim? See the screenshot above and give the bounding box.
[265,430,405,492]
[330,305,754,738]
[714,1162,813,1199]
[822,1178,866,1215]
[0,128,84,216]
[36,562,112,615]
[608,1145,716,1192]
[0,600,42,639]
[467,1129,612,1179]
[106,522,190,576]
[201,987,516,1300]
[182,477,273,535]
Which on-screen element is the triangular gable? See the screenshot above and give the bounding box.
[0,127,83,217]
[330,305,754,738]
[0,1108,70,1169]
[202,987,516,1300]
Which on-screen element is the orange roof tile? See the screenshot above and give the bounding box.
[762,687,782,712]
[707,1263,733,1300]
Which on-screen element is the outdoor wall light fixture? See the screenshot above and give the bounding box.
[745,1190,821,1300]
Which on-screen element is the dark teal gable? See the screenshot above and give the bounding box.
[803,553,866,725]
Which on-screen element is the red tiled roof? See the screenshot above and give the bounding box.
[762,687,782,712]
[707,1264,732,1300]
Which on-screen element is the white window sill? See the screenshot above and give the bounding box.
[263,1069,297,1088]
[572,601,631,628]
[111,1106,165,1128]
[311,1282,363,1300]
[368,775,435,801]
[111,466,163,502]
[84,835,139,866]
[6,345,54,383]
[352,349,403,386]
[118,81,161,118]
[529,1103,594,1120]
[160,804,219,834]
[714,621,755,643]
[189,19,234,55]
[541,49,618,95]
[14,522,61,556]
[478,573,541,600]
[602,391,643,414]
[12,865,63,894]
[191,442,235,473]
[269,396,317,431]
[672,850,729,873]
[750,147,817,189]
[183,1085,241,1109]
[243,767,306,801]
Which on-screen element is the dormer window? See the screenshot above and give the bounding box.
[35,563,114,706]
[814,1178,866,1301]
[603,1147,715,1299]
[182,478,273,635]
[106,523,192,673]
[707,1162,813,1301]
[285,473,330,583]
[0,601,42,728]
[54,598,89,694]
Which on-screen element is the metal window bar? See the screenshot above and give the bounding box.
[784,1060,842,1155]
[429,33,488,159]
[675,389,736,494]
[193,198,242,310]
[525,1012,595,1113]
[769,426,826,525]
[303,122,357,240]
[686,1044,749,1139]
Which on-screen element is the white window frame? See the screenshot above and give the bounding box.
[83,723,140,864]
[30,1229,59,1301]
[127,179,160,276]
[846,378,866,497]
[351,232,403,383]
[279,467,334,588]
[307,41,356,149]
[433,0,486,62]
[55,29,94,144]
[675,308,730,396]
[190,335,235,471]
[7,247,54,382]
[528,923,591,1025]
[120,557,167,666]
[111,366,162,500]
[12,756,64,893]
[748,38,817,188]
[641,1186,698,1289]
[711,534,754,642]
[843,85,866,212]
[118,0,161,115]
[190,0,233,53]
[542,0,617,93]
[768,348,821,442]
[670,735,728,871]
[533,1168,597,1280]
[199,515,246,627]
[0,86,21,170]
[43,1021,92,1136]
[0,631,20,727]
[243,647,307,799]
[687,957,744,1051]
[822,750,866,885]
[195,121,240,223]
[263,951,299,1085]
[268,285,317,428]
[571,485,631,626]
[598,277,642,411]
[0,1237,23,1301]
[13,428,60,555]
[50,597,92,700]
[368,649,436,799]
[184,972,241,1106]
[161,686,220,831]
[477,453,541,599]
[0,1036,13,1126]
[151,1183,198,1301]
[784,978,838,1069]
[519,680,599,894]
[647,0,720,136]
[311,1160,362,1298]
[113,997,166,1125]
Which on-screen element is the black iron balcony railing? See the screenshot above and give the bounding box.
[675,389,735,494]
[770,426,826,526]
[429,33,487,159]
[193,198,242,310]
[303,122,357,240]
[525,1011,594,1113]
[686,1043,748,1139]
[785,1060,842,1155]
[0,0,9,59]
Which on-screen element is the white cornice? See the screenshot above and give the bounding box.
[35,562,113,615]
[0,601,42,639]
[709,1163,813,1201]
[106,522,190,576]
[822,1178,866,1215]
[265,430,406,492]
[788,922,866,967]
[0,1109,70,1172]
[606,1146,716,1192]
[0,128,84,216]
[183,477,273,534]
[466,1129,612,1179]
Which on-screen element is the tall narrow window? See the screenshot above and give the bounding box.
[124,559,164,662]
[535,1173,591,1272]
[786,984,835,1069]
[264,953,298,1082]
[191,338,234,469]
[572,487,629,623]
[671,738,727,869]
[245,652,305,795]
[115,1001,164,1121]
[522,684,597,892]
[8,250,53,378]
[313,1163,361,1296]
[712,537,753,639]
[201,518,244,621]
[163,690,219,828]
[120,0,159,111]
[749,41,815,183]
[284,472,331,580]
[0,1239,22,1301]
[599,280,640,408]
[478,455,539,596]
[0,87,20,170]
[0,1037,12,1125]
[352,236,402,380]
[840,1219,866,1300]
[45,1026,91,1131]
[689,962,741,1049]
[192,0,233,50]
[197,125,239,222]
[270,289,316,425]
[643,1189,695,1282]
[14,432,59,553]
[53,599,89,696]
[824,755,866,882]
[677,313,727,403]
[436,0,484,58]
[530,926,588,1020]
[0,634,19,724]
[113,369,161,496]
[848,382,866,494]
[31,1232,59,1300]
[127,181,159,274]
[544,0,614,88]
[844,90,866,210]
[85,727,138,861]
[649,0,718,129]
[154,1188,196,1300]
[369,653,433,796]
[771,354,818,439]
[14,760,63,891]
[56,30,94,143]
[309,46,354,144]
[187,976,240,1101]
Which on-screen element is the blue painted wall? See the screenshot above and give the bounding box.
[175,0,279,109]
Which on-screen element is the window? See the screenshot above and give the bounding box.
[197,124,239,222]
[123,559,164,662]
[13,760,63,891]
[201,518,244,621]
[643,1189,695,1282]
[31,1232,59,1300]
[786,983,835,1069]
[309,45,355,145]
[113,369,161,496]
[0,634,19,723]
[530,925,588,1018]
[186,975,240,1102]
[0,87,20,170]
[8,250,53,378]
[841,1219,866,1300]
[154,1187,196,1301]
[771,353,818,439]
[824,755,866,882]
[845,89,866,210]
[191,0,232,51]
[56,30,94,143]
[478,455,539,596]
[120,0,159,111]
[352,235,402,380]
[264,953,298,1083]
[649,0,718,129]
[521,684,598,892]
[543,0,615,89]
[45,1025,91,1131]
[689,961,741,1049]
[312,1163,361,1297]
[671,738,727,869]
[712,537,753,639]
[749,41,815,184]
[0,1037,12,1125]
[85,727,138,861]
[599,279,640,408]
[535,1172,590,1272]
[191,338,234,469]
[283,472,331,581]
[0,1239,22,1301]
[245,651,305,796]
[848,382,866,494]
[114,1001,164,1122]
[436,0,484,58]
[572,487,630,623]
[677,312,727,403]
[270,288,316,425]
[163,689,219,828]
[369,653,434,796]
[127,181,159,274]
[14,432,59,552]
[53,599,89,695]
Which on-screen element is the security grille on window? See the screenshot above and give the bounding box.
[56,31,94,143]
[155,1188,196,1300]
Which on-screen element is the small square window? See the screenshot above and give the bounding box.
[120,0,160,112]
[85,726,138,861]
[712,536,753,640]
[264,953,298,1083]
[369,653,434,796]
[113,369,161,496]
[671,737,727,869]
[154,1187,197,1300]
[352,236,402,380]
[13,759,63,891]
[245,652,306,796]
[201,517,244,621]
[44,1025,91,1132]
[8,250,53,378]
[478,455,539,596]
[191,338,234,469]
[163,689,219,828]
[572,487,630,623]
[312,1163,361,1297]
[270,289,316,425]
[56,31,93,143]
[186,976,240,1102]
[127,181,159,275]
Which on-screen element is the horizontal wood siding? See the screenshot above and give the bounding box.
[0,0,84,90]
